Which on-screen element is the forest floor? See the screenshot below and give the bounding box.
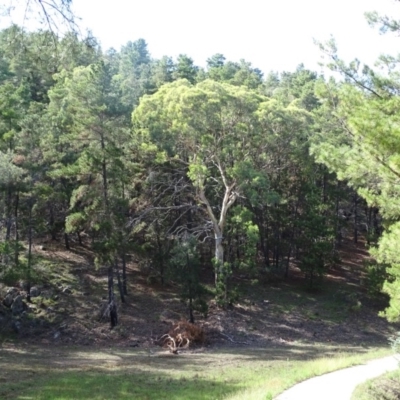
[0,236,397,350]
[0,236,399,399]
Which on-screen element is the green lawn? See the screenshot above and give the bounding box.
[0,344,391,400]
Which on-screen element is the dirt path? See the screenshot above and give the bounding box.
[275,355,399,400]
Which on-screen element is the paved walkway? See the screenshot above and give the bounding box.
[275,355,399,400]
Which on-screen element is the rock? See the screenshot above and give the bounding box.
[18,281,28,291]
[3,287,20,307]
[3,293,14,308]
[0,283,7,297]
[42,290,54,299]
[30,287,40,298]
[11,320,21,333]
[27,303,38,313]
[6,287,19,297]
[0,302,9,315]
[11,295,25,315]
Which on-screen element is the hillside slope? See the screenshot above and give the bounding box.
[0,237,397,349]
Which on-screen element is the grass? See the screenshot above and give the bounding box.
[0,344,392,400]
[351,367,400,400]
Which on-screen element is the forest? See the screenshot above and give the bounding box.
[1,6,400,336]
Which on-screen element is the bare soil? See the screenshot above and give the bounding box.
[0,237,397,351]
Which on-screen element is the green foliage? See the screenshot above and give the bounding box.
[363,260,389,298]
[173,54,199,83]
[312,15,400,318]
[169,237,208,320]
[312,77,400,313]
[299,239,332,289]
[212,259,242,307]
[133,77,319,298]
[268,65,321,111]
[116,38,154,109]
[0,151,25,185]
[206,54,263,89]
[0,24,372,318]
[65,212,86,234]
[228,206,259,272]
[0,242,22,285]
[0,242,40,286]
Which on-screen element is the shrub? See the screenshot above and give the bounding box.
[364,260,389,297]
[168,237,208,322]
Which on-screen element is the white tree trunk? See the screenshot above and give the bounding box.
[214,231,224,285]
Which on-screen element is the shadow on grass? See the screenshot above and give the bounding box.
[0,342,385,368]
[6,369,237,400]
[0,343,390,400]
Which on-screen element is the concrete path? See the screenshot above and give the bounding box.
[275,355,399,400]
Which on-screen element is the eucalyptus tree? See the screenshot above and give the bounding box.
[133,79,264,302]
[133,79,313,301]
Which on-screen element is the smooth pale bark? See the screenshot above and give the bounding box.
[198,163,237,285]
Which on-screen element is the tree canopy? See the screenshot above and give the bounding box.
[0,8,399,326]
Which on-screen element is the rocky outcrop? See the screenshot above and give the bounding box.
[11,295,25,315]
[2,288,27,316]
[2,287,20,308]
[30,287,40,298]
